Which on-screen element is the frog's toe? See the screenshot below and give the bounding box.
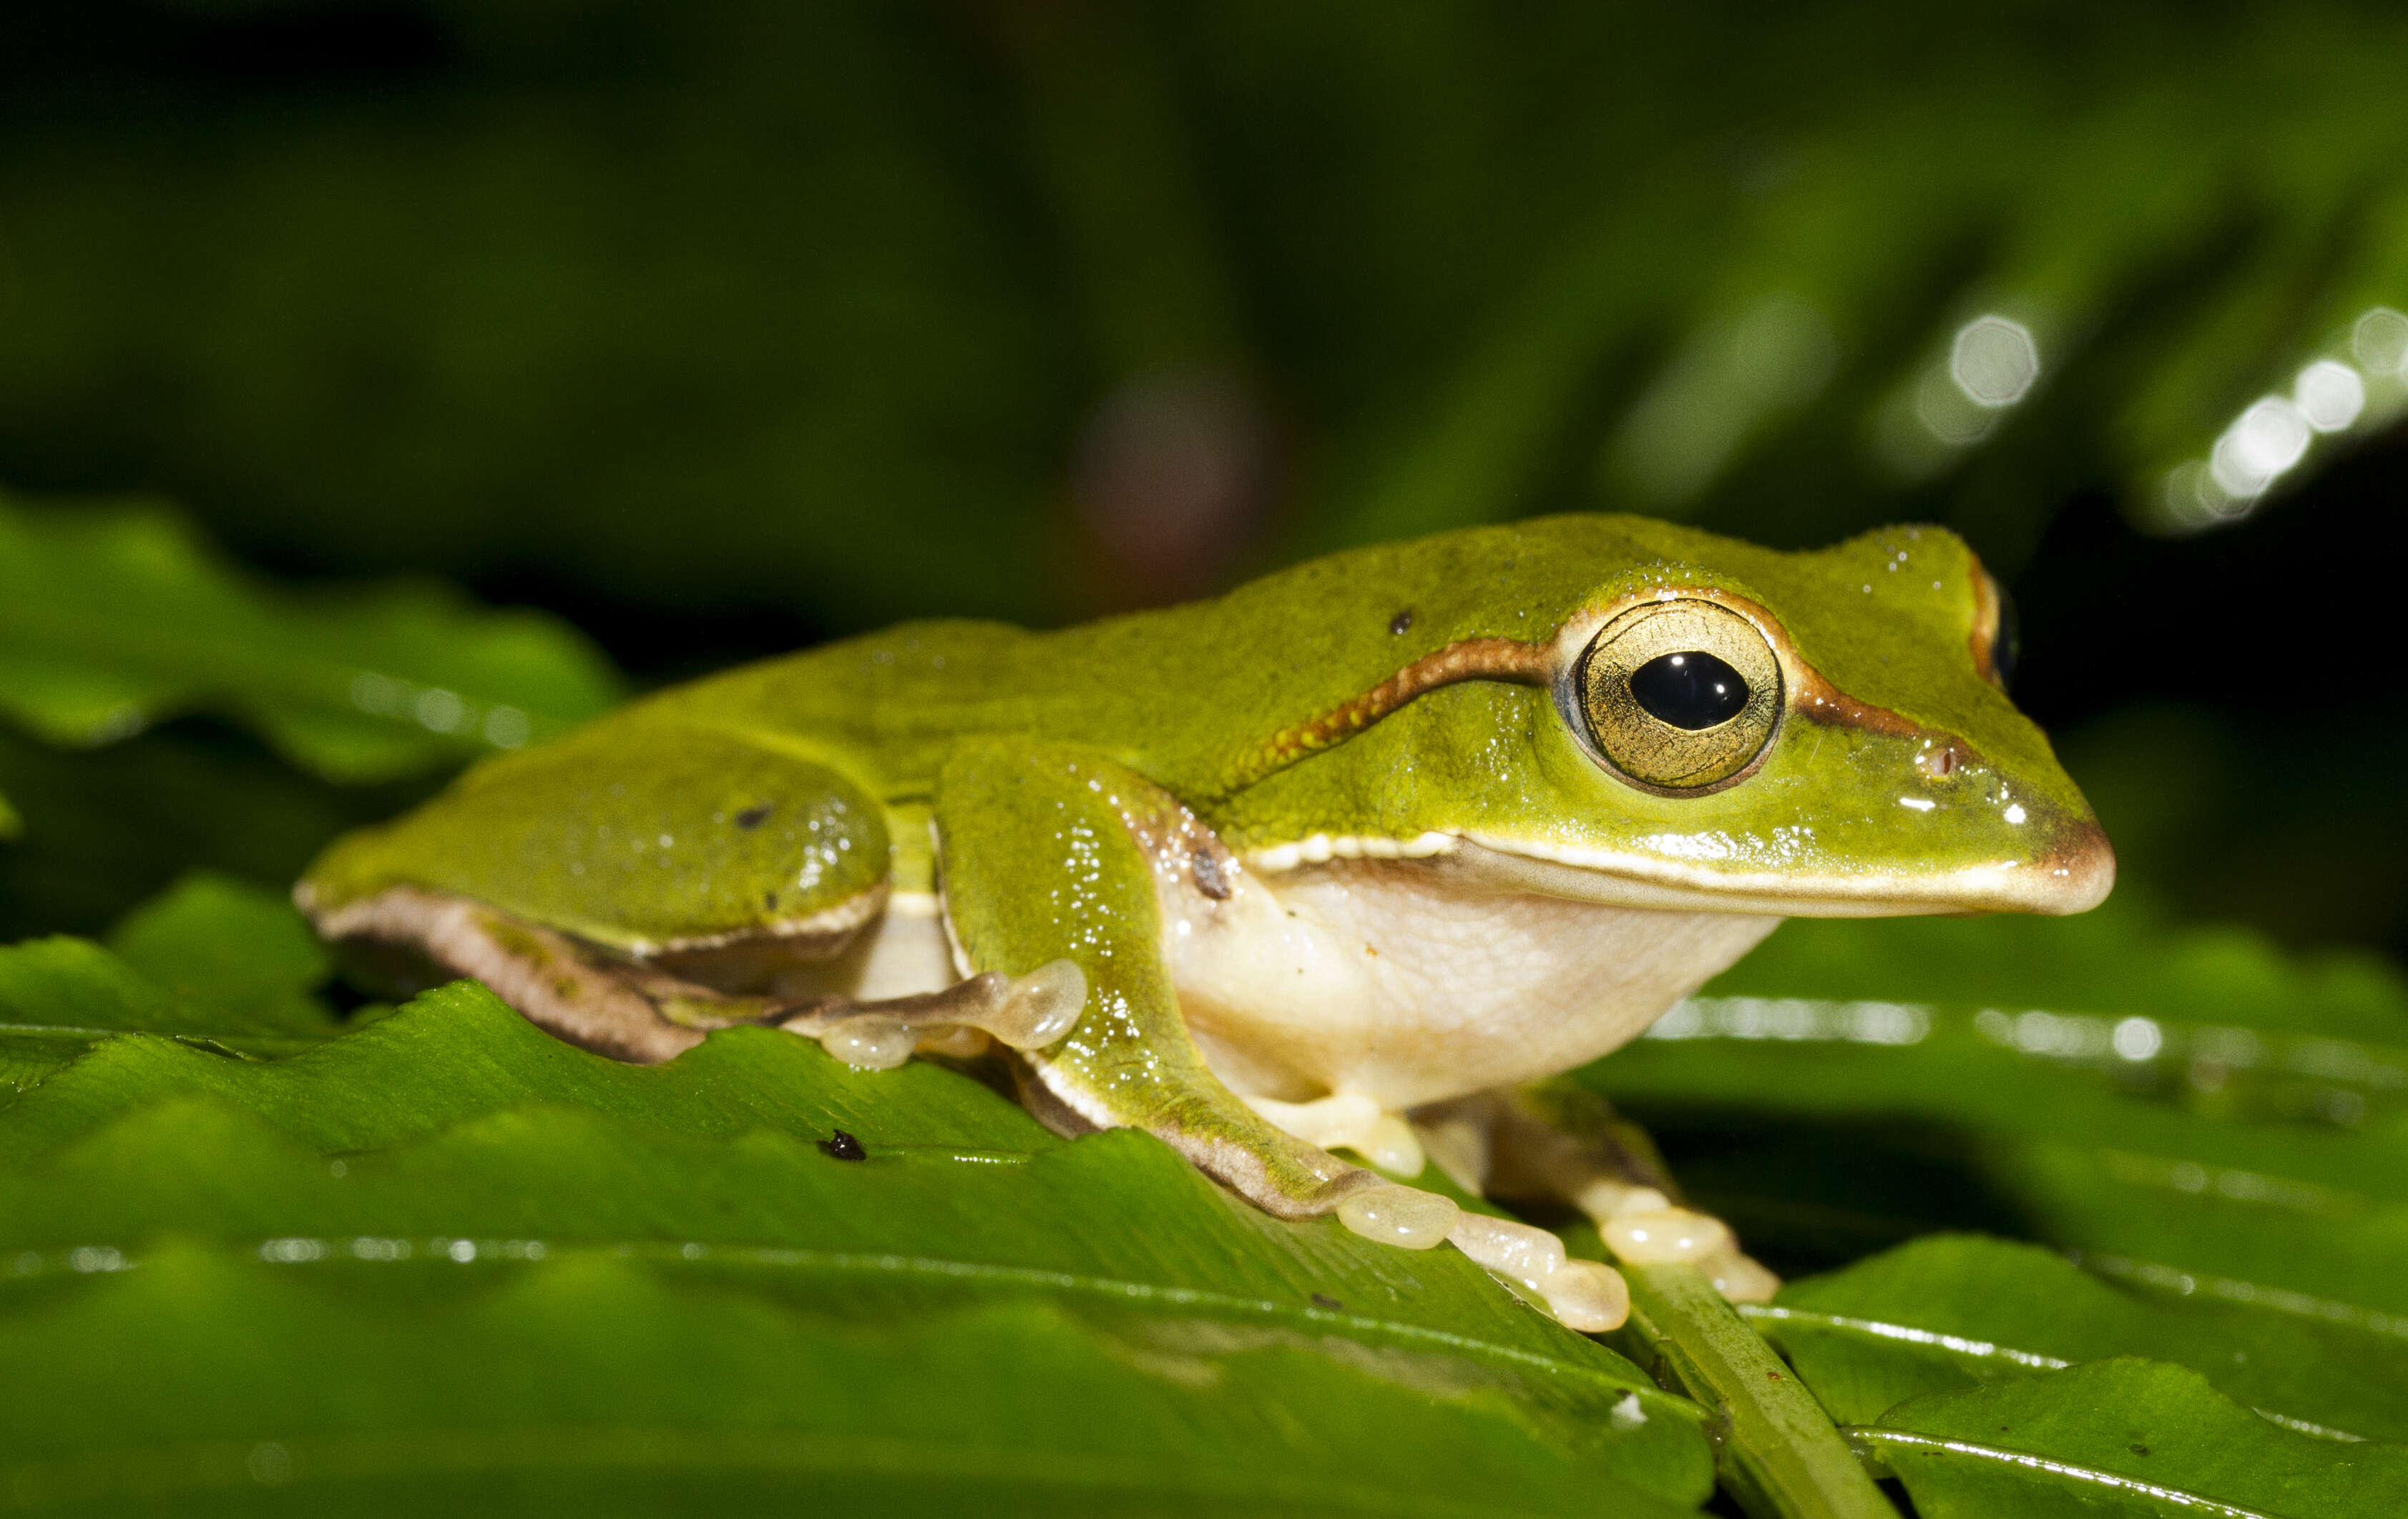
[1600,1206,1779,1302]
[1700,1246,1782,1304]
[1600,1206,1731,1264]
[1335,1183,1460,1248]
[816,1013,920,1070]
[1448,1213,1630,1332]
[988,959,1087,1048]
[778,958,1087,1061]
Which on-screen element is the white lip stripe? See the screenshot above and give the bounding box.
[1239,829,2104,915]
[1242,833,1455,873]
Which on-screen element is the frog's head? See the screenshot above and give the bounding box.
[1233,516,2111,919]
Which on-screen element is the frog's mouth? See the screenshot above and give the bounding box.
[1240,818,2113,918]
[1438,820,2115,918]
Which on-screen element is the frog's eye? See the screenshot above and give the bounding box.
[1974,573,2020,691]
[1576,600,1783,791]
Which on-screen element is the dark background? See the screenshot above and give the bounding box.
[5,0,2407,959]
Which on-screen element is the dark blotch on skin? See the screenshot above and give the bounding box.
[1389,609,1414,635]
[735,803,774,830]
[1192,848,1232,900]
[818,1129,866,1161]
[1311,1292,1344,1312]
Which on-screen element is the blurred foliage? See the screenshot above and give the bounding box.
[0,493,622,783]
[11,0,2408,959]
[4,1,2408,629]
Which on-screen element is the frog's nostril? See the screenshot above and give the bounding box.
[1915,742,1970,780]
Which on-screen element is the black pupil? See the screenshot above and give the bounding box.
[1628,652,1749,729]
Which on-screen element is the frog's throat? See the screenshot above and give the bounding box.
[1243,830,2113,918]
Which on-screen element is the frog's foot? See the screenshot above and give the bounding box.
[1424,1087,1782,1306]
[771,960,1087,1071]
[311,886,705,1064]
[1231,1091,1625,1329]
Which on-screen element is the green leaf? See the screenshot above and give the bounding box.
[1756,1234,2408,1446]
[0,971,1715,1516]
[1612,1261,1893,1519]
[0,876,343,1093]
[1852,1360,2408,1518]
[0,493,623,785]
[104,872,336,1037]
[1585,903,2408,1300]
[0,1243,1688,1519]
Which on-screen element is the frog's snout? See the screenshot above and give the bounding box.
[2032,815,2116,915]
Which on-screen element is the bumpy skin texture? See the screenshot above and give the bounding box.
[300,514,2110,1215]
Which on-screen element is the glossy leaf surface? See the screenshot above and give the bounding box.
[0,893,1712,1518]
[1859,1360,2408,1518]
[1585,903,2408,1513]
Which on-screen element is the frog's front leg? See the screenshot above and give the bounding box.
[935,740,1424,1229]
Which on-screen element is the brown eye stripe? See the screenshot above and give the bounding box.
[1235,635,1551,785]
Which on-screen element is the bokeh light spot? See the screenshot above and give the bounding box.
[1949,315,2040,407]
[2293,360,2365,433]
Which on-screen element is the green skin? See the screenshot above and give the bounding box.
[303,515,2111,1218]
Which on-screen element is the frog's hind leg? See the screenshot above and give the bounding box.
[317,883,1092,1072]
[313,885,708,1063]
[1419,1084,1782,1304]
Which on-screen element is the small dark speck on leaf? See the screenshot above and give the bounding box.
[1192,848,1232,900]
[2130,1445,2149,1457]
[764,892,778,910]
[735,803,774,830]
[1389,609,1414,635]
[1767,1370,1782,1381]
[818,1129,866,1161]
[1311,1292,1344,1312]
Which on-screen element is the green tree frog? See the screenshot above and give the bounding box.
[299,516,2110,1330]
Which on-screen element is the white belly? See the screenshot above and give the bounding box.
[1163,855,1778,1109]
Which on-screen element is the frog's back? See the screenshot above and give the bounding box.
[657,513,1690,797]
[300,516,1692,954]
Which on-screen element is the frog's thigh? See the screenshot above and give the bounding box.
[1426,1086,1781,1304]
[304,724,893,958]
[934,739,1380,1221]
